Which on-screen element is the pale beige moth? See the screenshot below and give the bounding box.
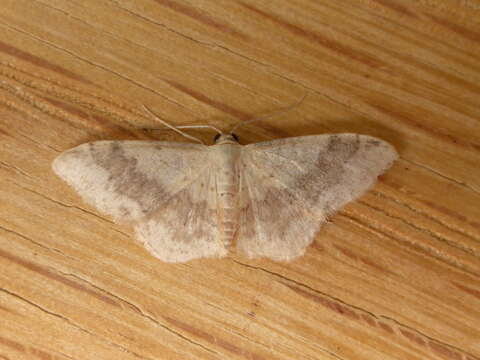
[53,121,397,263]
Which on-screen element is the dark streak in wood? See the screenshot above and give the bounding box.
[164,316,266,360]
[334,244,389,273]
[283,282,470,359]
[404,52,480,100]
[427,14,480,43]
[164,79,251,121]
[0,40,91,85]
[152,0,248,40]
[0,249,120,308]
[360,313,377,327]
[429,341,463,360]
[40,96,136,136]
[0,336,25,352]
[164,80,293,138]
[30,348,54,360]
[0,128,10,137]
[369,101,477,150]
[285,284,360,321]
[0,336,62,360]
[378,321,395,334]
[421,199,480,231]
[244,121,291,138]
[0,304,17,315]
[399,328,426,346]
[467,356,480,360]
[452,282,480,300]
[30,347,58,360]
[240,2,385,69]
[373,0,418,17]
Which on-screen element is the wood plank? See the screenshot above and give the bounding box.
[0,0,479,359]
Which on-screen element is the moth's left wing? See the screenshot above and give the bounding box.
[237,134,398,261]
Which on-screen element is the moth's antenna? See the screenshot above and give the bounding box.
[229,94,307,134]
[142,105,206,145]
[175,124,223,135]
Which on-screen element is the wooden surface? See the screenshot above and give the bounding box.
[0,0,479,359]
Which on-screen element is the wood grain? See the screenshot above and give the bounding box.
[0,0,479,359]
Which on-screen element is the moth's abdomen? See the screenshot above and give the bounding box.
[217,182,239,248]
[212,143,241,250]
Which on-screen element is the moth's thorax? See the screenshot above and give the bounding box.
[214,133,239,145]
[210,142,242,249]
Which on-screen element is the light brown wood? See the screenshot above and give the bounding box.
[0,1,479,359]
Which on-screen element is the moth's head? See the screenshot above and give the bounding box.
[214,133,239,145]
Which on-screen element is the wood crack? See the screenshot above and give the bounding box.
[371,189,480,245]
[27,0,228,117]
[15,130,61,153]
[231,260,478,360]
[55,271,219,356]
[13,183,132,238]
[0,21,176,104]
[0,60,150,133]
[0,287,155,360]
[403,158,480,195]
[0,224,68,257]
[339,212,480,277]
[357,198,479,257]
[0,160,36,179]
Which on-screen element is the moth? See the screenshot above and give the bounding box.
[53,111,398,263]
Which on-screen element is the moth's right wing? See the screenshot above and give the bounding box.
[53,140,210,222]
[135,167,226,263]
[237,134,398,261]
[53,140,226,262]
